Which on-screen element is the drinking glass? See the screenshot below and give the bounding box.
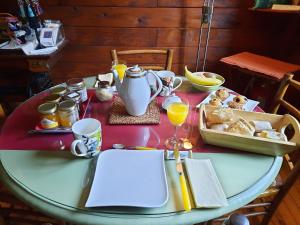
[165,98,189,149]
[112,60,127,81]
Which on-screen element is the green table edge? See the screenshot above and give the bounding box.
[0,154,282,225]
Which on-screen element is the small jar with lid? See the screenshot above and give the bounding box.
[44,94,62,104]
[66,78,88,102]
[50,86,67,96]
[58,100,79,128]
[64,91,81,113]
[96,81,113,101]
[38,103,59,129]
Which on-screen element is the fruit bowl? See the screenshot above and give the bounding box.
[189,72,225,92]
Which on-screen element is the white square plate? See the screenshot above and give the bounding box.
[197,90,259,112]
[86,150,169,208]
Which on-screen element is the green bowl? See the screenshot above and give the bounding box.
[189,72,225,92]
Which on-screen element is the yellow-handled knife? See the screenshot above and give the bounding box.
[174,145,192,212]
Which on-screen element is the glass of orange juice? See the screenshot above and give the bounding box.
[112,60,127,81]
[165,97,189,149]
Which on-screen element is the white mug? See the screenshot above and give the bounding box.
[156,71,182,96]
[70,118,102,158]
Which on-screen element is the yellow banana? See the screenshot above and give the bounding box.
[184,66,222,86]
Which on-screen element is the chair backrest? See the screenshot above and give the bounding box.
[270,73,300,168]
[110,49,174,71]
[271,73,300,119]
[261,73,300,225]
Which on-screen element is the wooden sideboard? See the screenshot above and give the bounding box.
[0,40,67,109]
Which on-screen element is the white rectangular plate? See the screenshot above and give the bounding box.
[197,90,259,112]
[86,150,169,208]
[184,158,228,208]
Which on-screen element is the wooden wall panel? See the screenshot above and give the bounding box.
[1,0,299,85]
[158,0,249,8]
[64,27,280,48]
[64,27,157,46]
[61,46,241,64]
[44,7,276,29]
[41,0,157,7]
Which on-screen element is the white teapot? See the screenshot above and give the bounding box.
[112,65,162,116]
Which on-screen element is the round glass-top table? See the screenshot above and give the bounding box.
[0,78,282,225]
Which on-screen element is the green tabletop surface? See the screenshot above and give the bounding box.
[0,76,283,224]
[0,150,282,225]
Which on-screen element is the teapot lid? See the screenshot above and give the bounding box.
[126,65,145,76]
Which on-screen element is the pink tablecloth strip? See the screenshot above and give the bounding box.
[220,52,300,80]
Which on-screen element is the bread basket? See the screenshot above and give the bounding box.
[199,105,300,156]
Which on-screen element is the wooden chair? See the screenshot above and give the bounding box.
[209,73,300,225]
[0,103,6,129]
[110,49,174,71]
[271,73,300,167]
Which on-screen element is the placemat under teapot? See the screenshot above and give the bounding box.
[108,97,160,125]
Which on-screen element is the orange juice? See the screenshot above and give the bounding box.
[167,102,189,126]
[113,64,127,80]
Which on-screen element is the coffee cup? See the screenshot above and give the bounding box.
[155,71,182,96]
[70,118,102,158]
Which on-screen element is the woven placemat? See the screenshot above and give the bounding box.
[109,97,160,125]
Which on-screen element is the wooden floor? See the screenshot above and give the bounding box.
[260,171,300,225]
[209,161,300,225]
[244,164,300,225]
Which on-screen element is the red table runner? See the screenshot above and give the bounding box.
[0,89,260,153]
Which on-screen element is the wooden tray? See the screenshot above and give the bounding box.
[199,105,300,156]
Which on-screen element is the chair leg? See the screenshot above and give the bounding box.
[0,216,7,225]
[261,160,300,225]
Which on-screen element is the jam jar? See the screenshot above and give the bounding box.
[38,103,59,129]
[50,86,67,96]
[66,78,88,102]
[58,100,79,128]
[95,81,113,101]
[44,94,61,104]
[64,91,82,113]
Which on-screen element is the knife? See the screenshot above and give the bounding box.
[174,144,192,212]
[28,128,72,134]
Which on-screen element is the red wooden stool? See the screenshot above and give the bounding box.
[220,52,300,110]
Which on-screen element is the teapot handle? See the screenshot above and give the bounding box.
[147,70,163,103]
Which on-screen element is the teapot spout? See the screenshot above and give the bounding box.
[112,69,121,93]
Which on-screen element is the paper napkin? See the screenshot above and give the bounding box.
[184,158,228,208]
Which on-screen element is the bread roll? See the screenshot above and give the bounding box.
[226,118,255,136]
[209,123,229,132]
[228,101,244,110]
[216,88,230,101]
[233,95,247,104]
[250,120,273,132]
[205,108,234,124]
[209,98,222,107]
